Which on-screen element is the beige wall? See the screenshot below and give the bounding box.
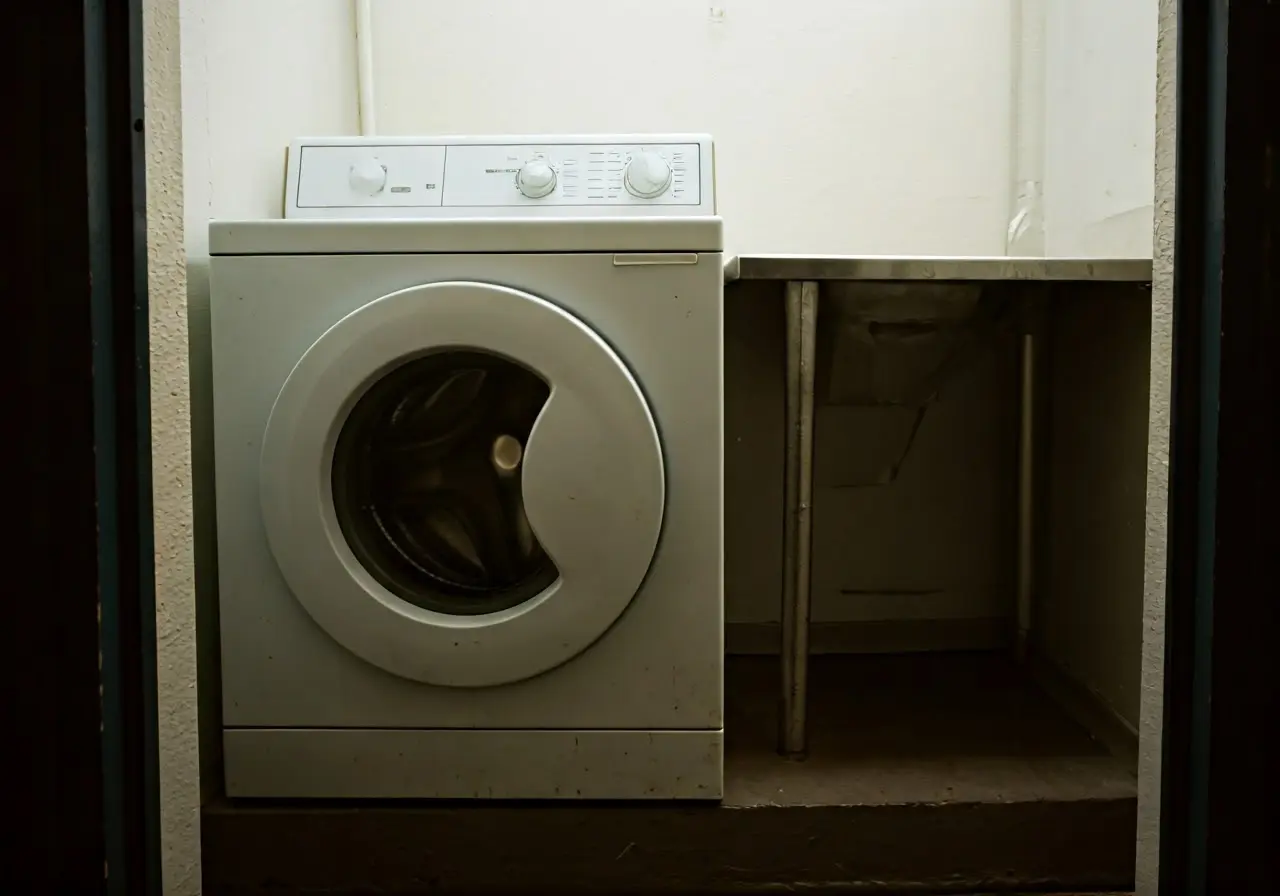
[145,0,202,892]
[1136,0,1177,888]
[177,0,1022,258]
[1037,286,1152,730]
[1042,0,1158,257]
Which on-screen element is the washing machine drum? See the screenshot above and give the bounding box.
[259,281,665,687]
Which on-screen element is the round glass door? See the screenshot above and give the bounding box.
[258,280,664,688]
[331,351,557,616]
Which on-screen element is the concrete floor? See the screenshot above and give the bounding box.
[726,652,1136,806]
[205,652,1137,894]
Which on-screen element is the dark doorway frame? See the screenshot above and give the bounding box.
[11,4,159,893]
[1159,0,1278,892]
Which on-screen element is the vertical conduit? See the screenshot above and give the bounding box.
[355,0,377,136]
[1016,331,1036,661]
[781,281,819,757]
[1008,0,1047,255]
[1009,1,1046,660]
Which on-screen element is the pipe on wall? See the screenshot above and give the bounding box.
[355,0,377,136]
[1007,0,1047,255]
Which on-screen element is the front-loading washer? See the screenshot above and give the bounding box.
[209,134,723,799]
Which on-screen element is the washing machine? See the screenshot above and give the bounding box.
[209,134,723,799]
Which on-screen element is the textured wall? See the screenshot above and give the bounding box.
[1136,0,1176,889]
[144,0,202,892]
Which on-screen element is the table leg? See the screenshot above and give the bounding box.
[1016,330,1036,661]
[781,280,819,757]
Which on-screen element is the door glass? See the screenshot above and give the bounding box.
[331,350,558,615]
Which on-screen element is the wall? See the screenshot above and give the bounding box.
[182,0,1020,256]
[178,0,1159,259]
[181,0,358,230]
[372,0,1014,256]
[1038,287,1151,730]
[144,0,201,892]
[1136,0,1176,887]
[1042,0,1158,257]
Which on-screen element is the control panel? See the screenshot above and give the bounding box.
[284,135,715,219]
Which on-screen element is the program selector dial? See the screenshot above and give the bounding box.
[624,151,673,198]
[515,159,557,198]
[348,157,388,195]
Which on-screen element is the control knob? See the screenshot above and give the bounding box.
[624,151,673,198]
[516,160,557,199]
[348,158,387,195]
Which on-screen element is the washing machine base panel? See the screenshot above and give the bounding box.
[224,728,723,800]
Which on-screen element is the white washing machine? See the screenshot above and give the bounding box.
[209,135,723,799]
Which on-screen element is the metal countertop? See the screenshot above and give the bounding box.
[724,254,1153,283]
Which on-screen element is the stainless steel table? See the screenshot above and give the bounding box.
[725,255,1155,757]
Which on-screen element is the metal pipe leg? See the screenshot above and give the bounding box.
[781,280,819,757]
[1015,331,1036,662]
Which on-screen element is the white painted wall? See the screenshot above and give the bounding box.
[1042,0,1158,257]
[178,0,1160,256]
[181,0,1018,255]
[179,0,1162,255]
[372,0,1014,257]
[181,0,358,244]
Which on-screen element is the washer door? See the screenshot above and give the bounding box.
[260,281,664,687]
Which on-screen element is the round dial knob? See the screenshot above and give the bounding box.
[348,158,387,195]
[515,160,557,199]
[624,151,673,198]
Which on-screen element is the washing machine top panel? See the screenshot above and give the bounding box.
[209,216,723,255]
[281,134,716,220]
